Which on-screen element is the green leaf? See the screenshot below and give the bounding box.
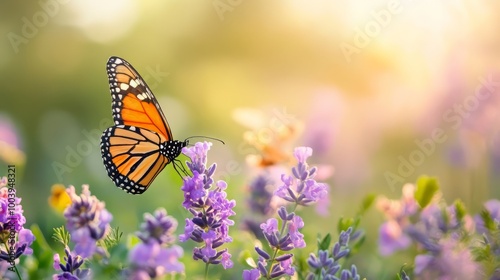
[359,194,376,215]
[28,224,57,279]
[397,265,411,280]
[472,242,491,262]
[414,176,439,208]
[454,200,467,223]
[103,227,123,249]
[480,210,496,231]
[126,234,141,249]
[317,233,331,251]
[31,224,52,251]
[294,252,309,280]
[52,226,70,246]
[351,234,366,254]
[353,216,361,229]
[337,217,355,233]
[440,205,450,226]
[238,249,256,267]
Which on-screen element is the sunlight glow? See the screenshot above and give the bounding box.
[63,0,138,43]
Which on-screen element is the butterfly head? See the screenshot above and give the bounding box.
[161,140,188,161]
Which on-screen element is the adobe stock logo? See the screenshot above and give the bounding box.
[384,73,500,189]
[52,118,113,182]
[7,0,71,54]
[212,0,243,21]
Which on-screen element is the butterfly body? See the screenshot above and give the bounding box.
[100,57,187,194]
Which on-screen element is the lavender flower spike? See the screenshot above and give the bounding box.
[64,185,113,258]
[180,142,236,269]
[0,177,35,266]
[129,208,184,278]
[275,147,328,206]
[136,208,177,245]
[307,227,361,280]
[52,246,91,280]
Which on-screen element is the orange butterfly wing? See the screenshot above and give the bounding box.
[101,125,169,194]
[107,56,172,140]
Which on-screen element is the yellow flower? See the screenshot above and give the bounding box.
[48,184,71,213]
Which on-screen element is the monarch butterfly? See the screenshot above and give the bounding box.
[100,56,188,194]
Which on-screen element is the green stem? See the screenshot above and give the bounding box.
[13,265,21,280]
[204,262,210,280]
[265,214,292,279]
[266,247,280,279]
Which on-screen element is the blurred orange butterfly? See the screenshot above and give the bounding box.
[100,56,188,194]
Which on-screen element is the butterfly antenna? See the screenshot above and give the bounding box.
[185,135,225,145]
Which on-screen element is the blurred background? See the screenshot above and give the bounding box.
[1,0,500,277]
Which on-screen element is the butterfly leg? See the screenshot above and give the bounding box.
[172,159,190,178]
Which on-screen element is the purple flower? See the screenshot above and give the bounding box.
[377,182,482,277]
[242,173,277,239]
[220,251,233,269]
[136,208,177,245]
[275,147,328,206]
[401,204,479,278]
[307,227,361,280]
[129,242,184,278]
[378,220,411,256]
[178,219,194,242]
[288,215,305,248]
[64,185,112,258]
[183,141,210,174]
[181,172,207,209]
[247,174,274,216]
[417,204,474,241]
[376,184,430,256]
[129,208,184,278]
[0,228,35,263]
[52,246,91,280]
[200,230,217,259]
[17,228,35,255]
[414,238,480,279]
[267,257,295,278]
[0,199,6,224]
[260,218,278,235]
[244,147,329,279]
[180,142,236,269]
[242,268,260,280]
[294,147,312,163]
[248,207,304,279]
[0,182,24,233]
[53,253,61,270]
[0,177,35,264]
